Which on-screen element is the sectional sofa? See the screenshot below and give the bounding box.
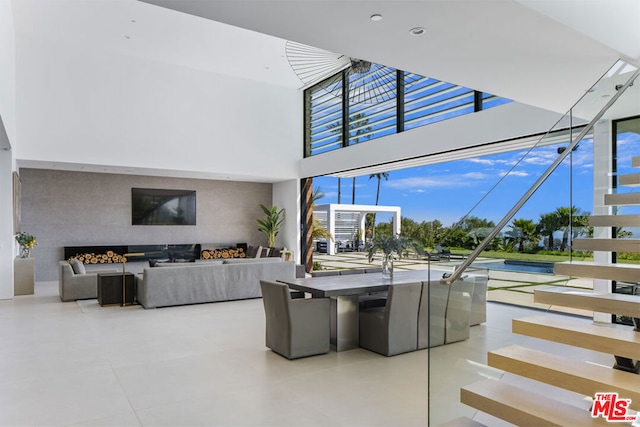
[136,258,296,308]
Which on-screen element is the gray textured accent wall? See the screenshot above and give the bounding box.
[19,168,272,281]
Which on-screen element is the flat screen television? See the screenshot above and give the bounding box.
[131,188,196,225]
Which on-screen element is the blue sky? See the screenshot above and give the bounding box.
[314,134,637,228]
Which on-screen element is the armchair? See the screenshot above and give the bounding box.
[59,261,117,301]
[259,280,331,359]
[359,282,422,356]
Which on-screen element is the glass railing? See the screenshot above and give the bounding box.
[429,58,640,425]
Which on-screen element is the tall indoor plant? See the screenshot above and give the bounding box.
[366,233,412,278]
[257,204,285,247]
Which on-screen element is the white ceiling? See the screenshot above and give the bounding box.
[9,0,639,181]
[138,0,638,114]
[13,0,639,114]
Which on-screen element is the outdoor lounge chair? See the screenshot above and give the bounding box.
[426,246,466,261]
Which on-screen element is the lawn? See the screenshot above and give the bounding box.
[450,249,639,265]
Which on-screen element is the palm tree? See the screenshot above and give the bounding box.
[555,206,585,251]
[537,212,560,250]
[369,172,389,206]
[507,218,537,252]
[368,172,389,238]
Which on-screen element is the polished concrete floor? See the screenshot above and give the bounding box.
[0,281,610,426]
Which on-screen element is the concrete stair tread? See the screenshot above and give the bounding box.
[512,315,640,360]
[604,193,640,206]
[461,379,610,426]
[534,286,640,317]
[488,344,640,410]
[589,214,640,227]
[619,173,640,187]
[554,261,640,283]
[572,238,640,253]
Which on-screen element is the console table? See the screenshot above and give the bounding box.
[97,272,135,306]
[14,257,35,296]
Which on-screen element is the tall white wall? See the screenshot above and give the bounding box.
[0,0,17,299]
[0,146,13,300]
[272,179,300,262]
[0,0,16,147]
[15,34,301,182]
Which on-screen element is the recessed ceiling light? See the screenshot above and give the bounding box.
[370,14,383,21]
[409,27,425,36]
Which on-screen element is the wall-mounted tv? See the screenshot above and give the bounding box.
[131,188,196,225]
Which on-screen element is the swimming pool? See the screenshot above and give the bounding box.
[468,260,555,274]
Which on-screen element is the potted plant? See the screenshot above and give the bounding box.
[257,204,285,248]
[366,233,412,278]
[15,232,37,258]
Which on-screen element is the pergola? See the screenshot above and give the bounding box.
[313,204,401,255]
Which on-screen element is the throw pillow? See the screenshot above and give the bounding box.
[269,247,284,258]
[69,258,86,275]
[254,245,263,258]
[149,258,171,267]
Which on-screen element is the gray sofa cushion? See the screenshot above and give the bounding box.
[223,258,282,265]
[154,262,199,267]
[69,259,86,274]
[195,259,225,265]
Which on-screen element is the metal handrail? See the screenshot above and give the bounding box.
[441,66,640,284]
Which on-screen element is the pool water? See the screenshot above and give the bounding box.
[469,260,555,274]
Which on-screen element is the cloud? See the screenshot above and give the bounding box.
[387,177,442,189]
[463,172,490,179]
[466,158,495,166]
[499,170,529,177]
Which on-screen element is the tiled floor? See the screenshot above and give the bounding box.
[0,280,609,426]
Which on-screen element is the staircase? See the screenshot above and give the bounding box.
[457,156,640,425]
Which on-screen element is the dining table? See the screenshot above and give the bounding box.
[278,268,464,351]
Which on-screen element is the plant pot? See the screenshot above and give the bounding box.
[20,246,31,259]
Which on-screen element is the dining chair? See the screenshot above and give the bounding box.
[359,282,422,356]
[417,280,474,349]
[339,269,365,275]
[311,270,340,277]
[417,280,450,349]
[259,280,331,359]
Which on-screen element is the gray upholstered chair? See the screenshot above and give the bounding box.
[417,280,450,349]
[470,275,488,326]
[359,268,387,309]
[359,282,422,356]
[311,270,340,277]
[417,280,474,349]
[444,280,474,344]
[339,269,364,275]
[59,260,117,301]
[259,280,331,359]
